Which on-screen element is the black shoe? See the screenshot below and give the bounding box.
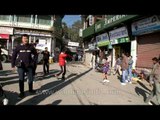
[61,76,65,81]
[18,93,25,99]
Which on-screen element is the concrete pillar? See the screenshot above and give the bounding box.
[33,36,36,43]
[131,39,137,69]
[29,36,31,43]
[7,39,9,50]
[11,36,14,49]
[112,46,115,68]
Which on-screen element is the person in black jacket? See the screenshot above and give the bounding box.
[30,40,38,80]
[11,34,38,99]
[41,47,50,75]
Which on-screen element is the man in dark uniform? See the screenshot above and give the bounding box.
[11,34,38,99]
[41,47,50,75]
[30,40,38,81]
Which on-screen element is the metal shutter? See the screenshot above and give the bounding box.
[137,32,160,69]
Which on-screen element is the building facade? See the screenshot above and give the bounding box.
[82,15,160,69]
[0,15,64,59]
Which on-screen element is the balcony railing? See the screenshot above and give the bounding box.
[0,15,53,31]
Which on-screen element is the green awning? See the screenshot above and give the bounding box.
[82,25,95,38]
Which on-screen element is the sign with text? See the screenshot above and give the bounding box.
[104,15,127,26]
[96,33,109,42]
[88,42,96,50]
[0,27,13,35]
[14,29,52,37]
[68,41,79,47]
[96,33,110,47]
[132,15,160,35]
[109,26,128,40]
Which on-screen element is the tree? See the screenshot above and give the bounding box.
[62,22,69,39]
[68,20,83,43]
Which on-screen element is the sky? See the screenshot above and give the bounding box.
[62,15,81,28]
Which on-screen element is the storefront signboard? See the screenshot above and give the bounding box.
[96,33,110,47]
[132,15,160,35]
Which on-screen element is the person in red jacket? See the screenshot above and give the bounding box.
[53,48,72,80]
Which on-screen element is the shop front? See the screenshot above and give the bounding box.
[84,37,97,67]
[96,32,111,63]
[0,27,13,50]
[109,26,131,67]
[132,15,160,69]
[13,28,53,53]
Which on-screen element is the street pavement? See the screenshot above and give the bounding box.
[0,62,157,105]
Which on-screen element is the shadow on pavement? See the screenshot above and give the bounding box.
[47,99,62,105]
[66,73,78,79]
[0,76,19,82]
[36,70,60,81]
[137,81,151,92]
[0,70,17,76]
[0,69,60,86]
[4,90,21,105]
[135,86,150,101]
[117,75,121,82]
[51,99,62,105]
[18,68,92,105]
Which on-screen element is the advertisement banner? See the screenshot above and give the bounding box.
[132,15,160,35]
[109,26,128,40]
[88,42,96,50]
[0,27,13,35]
[68,42,79,47]
[96,33,110,47]
[0,34,9,39]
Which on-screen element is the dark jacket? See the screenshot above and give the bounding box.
[11,43,38,68]
[42,51,50,61]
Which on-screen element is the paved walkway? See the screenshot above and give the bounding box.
[0,62,156,105]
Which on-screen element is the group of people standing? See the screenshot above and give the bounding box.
[100,52,133,84]
[11,34,71,99]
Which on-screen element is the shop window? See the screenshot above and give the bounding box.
[0,15,10,21]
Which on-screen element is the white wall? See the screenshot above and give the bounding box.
[131,40,137,69]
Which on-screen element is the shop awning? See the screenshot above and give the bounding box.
[0,34,9,39]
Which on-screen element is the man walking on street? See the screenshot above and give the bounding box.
[145,57,160,105]
[11,34,38,99]
[128,55,133,83]
[121,53,129,85]
[41,47,50,75]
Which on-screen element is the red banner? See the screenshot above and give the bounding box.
[0,34,9,39]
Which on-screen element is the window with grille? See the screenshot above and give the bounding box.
[17,15,31,23]
[37,15,51,25]
[0,15,10,21]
